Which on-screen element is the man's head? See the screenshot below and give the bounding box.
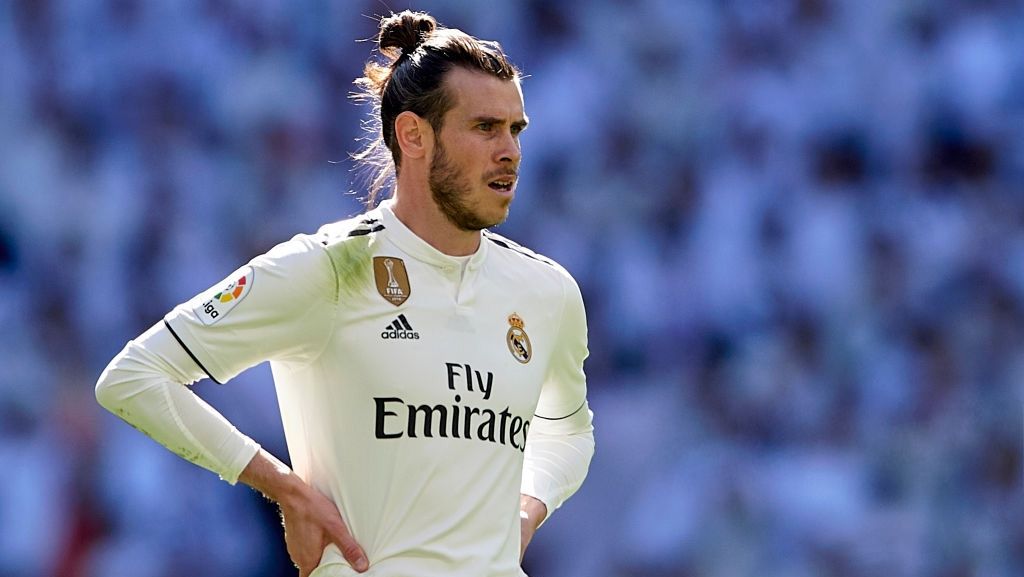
[354,11,526,229]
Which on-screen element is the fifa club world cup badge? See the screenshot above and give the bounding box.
[506,313,532,364]
[374,256,411,306]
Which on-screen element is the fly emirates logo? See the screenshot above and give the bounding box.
[373,363,530,452]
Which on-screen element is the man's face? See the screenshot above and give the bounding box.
[429,67,527,231]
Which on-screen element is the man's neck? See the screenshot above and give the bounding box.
[390,192,481,257]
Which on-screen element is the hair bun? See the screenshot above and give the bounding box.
[378,10,437,60]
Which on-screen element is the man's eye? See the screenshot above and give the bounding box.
[478,123,493,131]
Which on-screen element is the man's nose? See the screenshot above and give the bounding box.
[495,130,521,165]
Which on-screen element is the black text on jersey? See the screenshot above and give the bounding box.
[381,314,420,340]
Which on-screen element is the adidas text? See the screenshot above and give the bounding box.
[381,314,419,339]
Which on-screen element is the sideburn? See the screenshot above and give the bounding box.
[429,140,494,231]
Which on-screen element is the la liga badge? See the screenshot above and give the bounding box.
[194,267,254,325]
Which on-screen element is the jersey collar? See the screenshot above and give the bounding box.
[378,200,489,271]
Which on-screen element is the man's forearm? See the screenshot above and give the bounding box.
[520,402,595,524]
[95,322,260,483]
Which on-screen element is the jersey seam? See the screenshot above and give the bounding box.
[483,231,557,268]
[164,319,223,385]
[305,213,384,368]
[535,400,586,421]
[303,239,345,370]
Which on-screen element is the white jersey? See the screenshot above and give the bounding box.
[159,200,592,576]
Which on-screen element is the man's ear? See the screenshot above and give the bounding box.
[394,111,433,160]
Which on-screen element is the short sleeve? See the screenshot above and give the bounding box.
[163,235,337,384]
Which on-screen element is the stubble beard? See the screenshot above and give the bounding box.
[429,141,509,231]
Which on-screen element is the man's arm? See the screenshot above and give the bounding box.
[519,271,596,554]
[95,321,367,575]
[520,403,595,524]
[95,321,260,482]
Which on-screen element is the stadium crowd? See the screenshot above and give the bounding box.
[1,1,1022,576]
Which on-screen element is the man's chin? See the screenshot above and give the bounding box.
[468,205,511,231]
[459,218,505,232]
[493,197,513,222]
[485,206,511,229]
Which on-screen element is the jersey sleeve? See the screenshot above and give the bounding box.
[95,322,261,484]
[163,234,338,384]
[521,270,595,523]
[535,270,591,420]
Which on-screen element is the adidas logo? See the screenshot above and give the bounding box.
[381,314,420,340]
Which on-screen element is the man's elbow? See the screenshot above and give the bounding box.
[95,350,145,415]
[94,364,124,414]
[95,339,156,414]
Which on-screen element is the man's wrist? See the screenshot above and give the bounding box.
[519,494,548,530]
[239,449,306,506]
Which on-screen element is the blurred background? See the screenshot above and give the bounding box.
[2,0,1023,576]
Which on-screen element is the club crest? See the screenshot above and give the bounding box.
[373,257,411,306]
[506,313,532,364]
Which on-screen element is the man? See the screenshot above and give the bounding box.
[96,10,594,577]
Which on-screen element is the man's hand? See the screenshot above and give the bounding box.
[278,479,369,576]
[240,450,369,576]
[519,494,547,563]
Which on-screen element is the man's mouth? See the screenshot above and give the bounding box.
[489,179,514,192]
[488,174,517,192]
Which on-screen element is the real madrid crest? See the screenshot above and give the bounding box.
[373,256,411,306]
[506,313,532,364]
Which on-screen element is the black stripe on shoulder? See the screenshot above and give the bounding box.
[164,320,223,385]
[347,224,385,237]
[535,400,586,421]
[484,233,555,267]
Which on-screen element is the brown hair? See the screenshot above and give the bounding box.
[352,11,521,205]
